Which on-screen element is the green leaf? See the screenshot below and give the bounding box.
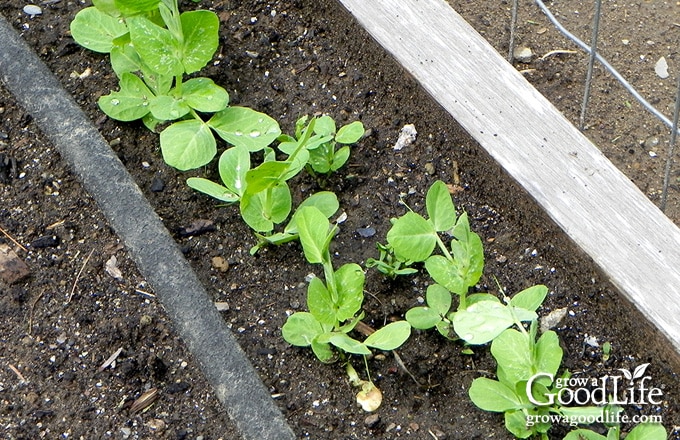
[110,39,143,76]
[313,115,336,137]
[426,180,456,232]
[625,423,667,440]
[563,430,608,440]
[127,16,183,76]
[535,330,563,378]
[285,192,339,235]
[186,177,239,203]
[329,333,371,355]
[424,255,466,296]
[296,207,331,264]
[335,121,365,144]
[114,0,160,15]
[243,161,290,195]
[160,119,216,170]
[267,183,293,225]
[98,73,153,121]
[239,183,291,232]
[453,300,522,345]
[282,312,324,347]
[490,329,532,386]
[218,146,250,197]
[406,306,442,329]
[307,277,336,326]
[449,213,484,287]
[70,7,128,53]
[180,10,219,73]
[182,78,229,113]
[149,94,190,120]
[504,410,534,439]
[311,337,334,363]
[469,377,522,412]
[364,321,411,351]
[209,107,281,152]
[387,211,437,262]
[426,284,452,315]
[308,146,332,174]
[92,0,119,16]
[334,263,365,322]
[330,146,351,172]
[510,285,548,312]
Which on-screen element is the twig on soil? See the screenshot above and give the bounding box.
[540,49,578,60]
[8,364,27,383]
[68,248,95,303]
[45,220,65,230]
[0,225,27,252]
[134,289,156,298]
[27,290,45,335]
[97,347,123,373]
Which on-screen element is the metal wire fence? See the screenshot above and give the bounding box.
[508,0,680,212]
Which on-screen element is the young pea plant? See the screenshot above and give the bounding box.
[187,119,339,253]
[365,242,419,278]
[278,115,365,178]
[281,206,411,411]
[381,180,539,344]
[467,299,564,439]
[70,0,280,171]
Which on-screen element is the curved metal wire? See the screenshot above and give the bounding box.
[534,0,679,135]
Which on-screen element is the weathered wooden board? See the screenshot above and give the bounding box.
[336,0,680,350]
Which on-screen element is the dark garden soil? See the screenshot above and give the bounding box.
[1,1,680,439]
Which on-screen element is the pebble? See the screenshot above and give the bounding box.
[150,176,165,192]
[211,256,229,272]
[30,235,59,248]
[23,5,42,16]
[393,124,417,150]
[644,135,660,149]
[513,46,533,63]
[655,56,669,79]
[356,226,376,238]
[540,307,569,333]
[364,413,380,428]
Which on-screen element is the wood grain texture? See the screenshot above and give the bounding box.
[336,0,680,350]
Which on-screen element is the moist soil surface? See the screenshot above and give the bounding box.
[1,1,679,439]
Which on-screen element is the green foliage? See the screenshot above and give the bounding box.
[468,320,563,438]
[282,206,411,363]
[564,423,667,440]
[70,0,281,171]
[278,115,364,176]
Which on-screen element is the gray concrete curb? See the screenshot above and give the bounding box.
[0,16,296,440]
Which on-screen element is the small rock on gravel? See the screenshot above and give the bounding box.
[364,413,380,428]
[23,5,42,16]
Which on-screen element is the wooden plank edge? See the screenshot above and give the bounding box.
[336,0,680,352]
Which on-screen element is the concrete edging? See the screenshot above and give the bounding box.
[0,16,295,440]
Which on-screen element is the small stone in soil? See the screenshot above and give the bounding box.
[364,413,380,428]
[179,219,215,237]
[30,235,60,248]
[513,46,533,63]
[356,226,376,238]
[166,381,191,394]
[0,244,30,284]
[23,5,42,16]
[150,176,165,192]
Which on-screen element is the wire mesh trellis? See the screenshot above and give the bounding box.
[508,0,680,212]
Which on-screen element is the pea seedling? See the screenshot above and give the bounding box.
[278,115,365,177]
[282,206,411,411]
[70,0,280,170]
